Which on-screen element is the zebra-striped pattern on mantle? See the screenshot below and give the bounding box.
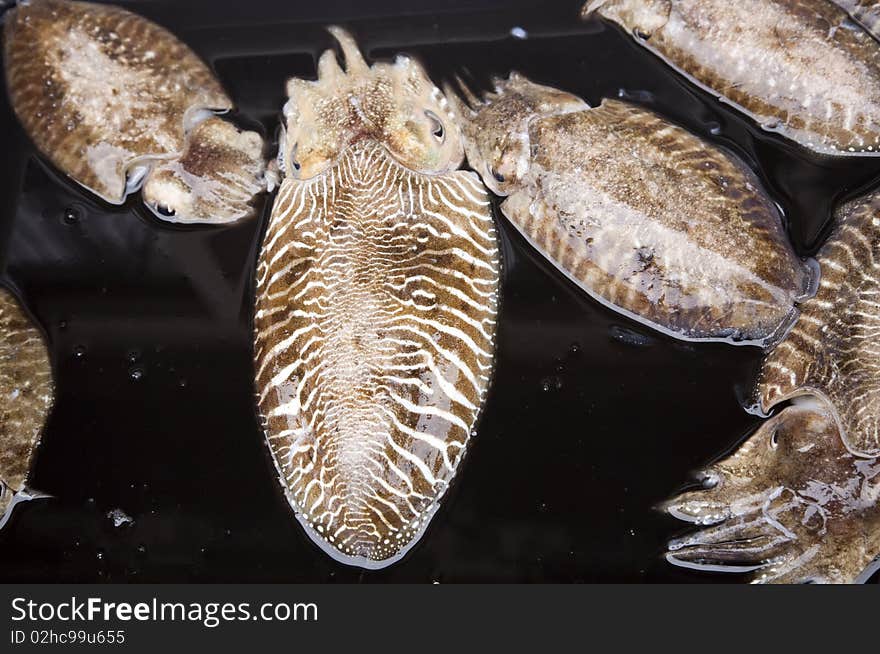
[254,139,499,567]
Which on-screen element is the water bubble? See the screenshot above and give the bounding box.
[96,550,104,561]
[178,378,188,389]
[540,376,564,392]
[127,349,141,363]
[73,345,87,358]
[128,367,144,381]
[136,544,147,555]
[58,319,68,330]
[62,206,81,224]
[510,26,528,40]
[107,508,133,528]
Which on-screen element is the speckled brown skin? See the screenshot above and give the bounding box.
[254,30,499,568]
[584,0,880,156]
[758,191,880,458]
[0,288,53,518]
[834,1,880,39]
[281,27,463,179]
[447,74,811,345]
[3,0,231,204]
[666,191,880,583]
[666,400,880,584]
[142,117,268,224]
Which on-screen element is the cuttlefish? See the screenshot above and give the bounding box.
[666,191,880,583]
[0,288,53,526]
[253,28,500,568]
[447,73,811,345]
[834,1,880,39]
[3,0,267,223]
[142,117,268,224]
[583,0,880,156]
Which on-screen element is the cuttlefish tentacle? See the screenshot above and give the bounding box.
[3,0,267,223]
[666,191,880,583]
[281,27,464,180]
[584,0,880,156]
[448,77,481,116]
[255,29,499,568]
[447,72,811,345]
[326,25,369,75]
[0,287,54,524]
[141,117,269,224]
[665,399,880,584]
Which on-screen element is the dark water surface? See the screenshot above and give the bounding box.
[1,0,878,582]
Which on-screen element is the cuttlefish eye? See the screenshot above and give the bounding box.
[155,204,176,217]
[290,143,301,172]
[425,110,445,142]
[488,165,505,183]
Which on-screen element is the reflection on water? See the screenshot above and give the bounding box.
[0,0,878,582]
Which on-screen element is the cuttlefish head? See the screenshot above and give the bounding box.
[664,397,880,584]
[581,0,671,38]
[444,72,587,195]
[141,117,268,224]
[281,27,463,178]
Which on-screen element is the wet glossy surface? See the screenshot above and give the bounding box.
[759,189,880,458]
[0,0,878,582]
[667,399,880,584]
[0,286,53,518]
[586,0,880,157]
[448,76,811,346]
[3,0,232,204]
[835,0,880,38]
[141,116,268,224]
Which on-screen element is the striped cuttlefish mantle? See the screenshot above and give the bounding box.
[253,140,500,567]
